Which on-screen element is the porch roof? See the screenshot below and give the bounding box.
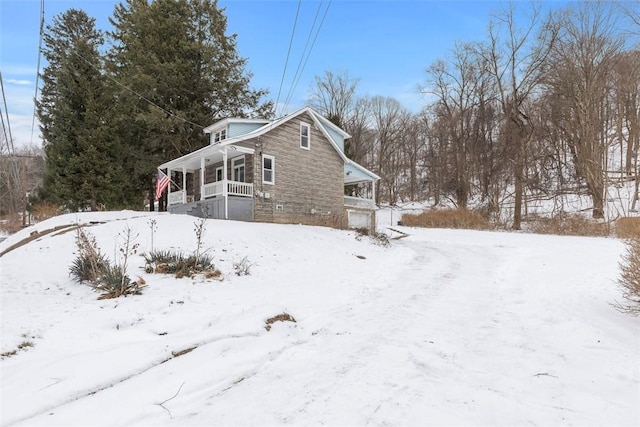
[158,144,254,172]
[344,162,379,185]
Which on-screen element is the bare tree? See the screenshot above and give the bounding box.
[545,2,625,218]
[479,1,559,228]
[423,43,490,209]
[307,70,359,128]
[368,96,409,204]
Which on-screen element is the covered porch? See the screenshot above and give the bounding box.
[158,144,254,220]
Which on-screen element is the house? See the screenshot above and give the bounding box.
[157,107,379,230]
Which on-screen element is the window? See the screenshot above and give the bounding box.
[233,157,245,182]
[300,122,310,149]
[215,166,223,182]
[214,129,227,143]
[262,154,275,185]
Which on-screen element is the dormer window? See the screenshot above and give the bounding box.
[214,129,227,143]
[300,122,310,150]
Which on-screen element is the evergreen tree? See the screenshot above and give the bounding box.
[107,0,273,208]
[37,9,126,211]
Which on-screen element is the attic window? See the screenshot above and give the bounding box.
[300,122,310,150]
[214,129,227,143]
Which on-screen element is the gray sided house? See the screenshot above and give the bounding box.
[158,107,379,230]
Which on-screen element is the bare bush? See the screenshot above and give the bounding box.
[401,209,490,230]
[353,227,390,247]
[527,213,608,237]
[615,237,640,315]
[615,217,640,239]
[31,203,61,222]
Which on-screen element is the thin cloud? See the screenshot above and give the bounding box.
[6,79,32,86]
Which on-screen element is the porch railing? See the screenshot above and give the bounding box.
[344,195,376,209]
[202,180,253,199]
[202,181,224,199]
[168,190,186,206]
[228,181,253,197]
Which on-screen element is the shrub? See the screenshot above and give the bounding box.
[615,236,640,315]
[70,226,144,299]
[353,227,390,247]
[95,264,145,299]
[401,209,490,230]
[615,217,640,239]
[527,213,608,237]
[70,227,109,283]
[233,256,253,276]
[144,249,218,278]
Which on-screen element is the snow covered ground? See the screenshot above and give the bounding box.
[1,210,638,426]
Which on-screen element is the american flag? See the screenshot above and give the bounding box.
[155,170,170,201]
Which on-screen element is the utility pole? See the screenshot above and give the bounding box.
[14,154,38,227]
[21,157,27,226]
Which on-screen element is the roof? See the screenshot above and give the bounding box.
[203,118,271,134]
[159,107,379,182]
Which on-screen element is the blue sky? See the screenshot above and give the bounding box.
[1,0,556,149]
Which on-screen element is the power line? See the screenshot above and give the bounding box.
[30,0,45,145]
[275,0,302,117]
[0,71,15,154]
[282,0,332,114]
[69,50,205,129]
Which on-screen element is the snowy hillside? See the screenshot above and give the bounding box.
[0,211,638,426]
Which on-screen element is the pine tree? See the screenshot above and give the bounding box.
[106,0,273,208]
[37,9,126,211]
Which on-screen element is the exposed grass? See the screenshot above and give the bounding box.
[265,313,296,331]
[616,217,640,239]
[31,202,61,222]
[401,209,491,230]
[526,213,609,237]
[0,214,23,234]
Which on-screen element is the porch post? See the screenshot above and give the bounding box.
[182,166,187,203]
[200,157,205,201]
[222,148,228,220]
[167,168,172,202]
[372,180,376,205]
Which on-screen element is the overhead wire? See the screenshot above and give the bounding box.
[280,0,332,116]
[275,0,302,117]
[281,0,332,114]
[30,0,45,145]
[68,49,205,129]
[0,71,14,154]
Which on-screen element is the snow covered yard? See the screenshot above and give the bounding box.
[0,211,638,426]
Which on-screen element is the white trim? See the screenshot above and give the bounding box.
[300,122,310,150]
[262,154,275,185]
[232,155,245,182]
[215,166,223,182]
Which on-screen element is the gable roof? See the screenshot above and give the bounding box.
[202,117,271,134]
[159,107,379,182]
